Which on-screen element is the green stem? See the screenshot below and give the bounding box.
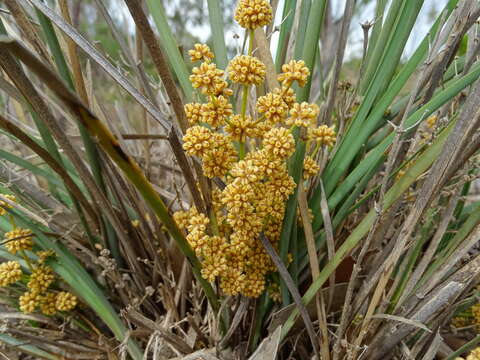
[445,334,480,360]
[20,250,34,273]
[239,84,249,160]
[8,214,16,229]
[249,29,254,55]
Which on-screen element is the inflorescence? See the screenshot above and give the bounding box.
[176,0,336,299]
[0,194,78,315]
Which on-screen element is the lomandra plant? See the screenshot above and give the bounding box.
[0,0,479,359]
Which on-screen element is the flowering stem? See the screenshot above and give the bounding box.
[9,214,16,229]
[209,211,220,237]
[239,84,249,160]
[311,141,321,157]
[248,29,254,56]
[238,29,256,160]
[20,250,34,273]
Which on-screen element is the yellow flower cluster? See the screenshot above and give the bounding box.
[190,62,232,97]
[287,102,320,128]
[19,291,41,313]
[55,291,78,311]
[177,9,334,298]
[0,193,78,316]
[225,114,259,142]
[472,303,480,325]
[228,55,266,85]
[189,43,214,63]
[20,261,78,315]
[183,126,237,178]
[27,265,55,293]
[257,92,289,125]
[0,261,23,286]
[426,114,438,129]
[0,194,16,216]
[4,228,33,254]
[19,289,77,314]
[39,292,57,315]
[278,60,310,87]
[303,156,320,179]
[466,348,480,360]
[308,125,337,147]
[234,0,272,30]
[37,250,55,264]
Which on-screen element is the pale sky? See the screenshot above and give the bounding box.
[116,0,449,61]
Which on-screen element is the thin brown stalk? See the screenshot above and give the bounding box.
[92,0,157,107]
[123,0,188,133]
[121,134,169,140]
[396,178,466,308]
[319,181,335,309]
[28,0,171,131]
[57,0,89,105]
[253,28,279,91]
[298,182,330,360]
[3,0,51,63]
[321,0,356,126]
[168,128,207,215]
[258,232,320,359]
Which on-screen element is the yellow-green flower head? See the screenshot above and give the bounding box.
[286,102,320,127]
[303,156,320,179]
[472,303,480,326]
[188,43,214,63]
[199,236,229,282]
[0,261,22,286]
[190,62,231,96]
[0,194,16,216]
[220,267,245,296]
[242,271,266,297]
[173,207,198,231]
[273,86,296,109]
[19,291,41,313]
[225,114,259,142]
[4,228,33,254]
[268,282,281,303]
[184,103,203,126]
[201,96,233,128]
[39,292,57,316]
[27,265,54,294]
[263,127,295,159]
[36,250,55,264]
[427,114,438,129]
[308,125,337,147]
[183,125,213,157]
[55,291,78,312]
[277,60,310,87]
[201,142,237,178]
[256,92,288,124]
[234,0,273,29]
[466,347,480,360]
[228,55,266,85]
